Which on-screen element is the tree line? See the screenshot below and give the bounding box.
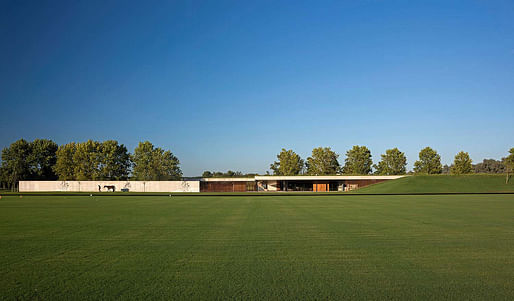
[269,146,514,179]
[0,139,182,190]
[2,138,514,190]
[201,171,258,178]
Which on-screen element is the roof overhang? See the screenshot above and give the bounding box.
[200,178,256,182]
[200,175,406,181]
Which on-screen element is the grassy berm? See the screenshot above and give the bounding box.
[355,174,514,194]
[1,194,513,300]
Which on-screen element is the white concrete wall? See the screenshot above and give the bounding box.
[19,181,200,193]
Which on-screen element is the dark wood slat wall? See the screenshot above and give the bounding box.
[200,181,256,192]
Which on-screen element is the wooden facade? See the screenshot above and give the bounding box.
[312,183,328,192]
[200,181,256,192]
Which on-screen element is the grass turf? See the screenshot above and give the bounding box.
[355,174,514,194]
[0,194,513,300]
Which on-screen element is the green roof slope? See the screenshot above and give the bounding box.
[354,175,514,194]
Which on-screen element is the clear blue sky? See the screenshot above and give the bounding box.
[1,0,513,176]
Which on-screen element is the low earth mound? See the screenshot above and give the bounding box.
[355,175,514,194]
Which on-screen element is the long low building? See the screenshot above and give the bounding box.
[19,175,405,193]
[201,175,405,192]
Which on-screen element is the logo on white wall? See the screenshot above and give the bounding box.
[60,181,69,191]
[181,181,190,192]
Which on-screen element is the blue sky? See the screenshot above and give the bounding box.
[1,0,513,176]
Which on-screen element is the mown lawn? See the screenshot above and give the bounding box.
[0,194,513,300]
[356,175,514,194]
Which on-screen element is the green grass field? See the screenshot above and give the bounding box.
[356,175,514,194]
[1,194,513,300]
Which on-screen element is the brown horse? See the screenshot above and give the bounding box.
[103,185,115,192]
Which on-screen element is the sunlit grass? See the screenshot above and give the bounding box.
[1,194,513,299]
[356,174,514,194]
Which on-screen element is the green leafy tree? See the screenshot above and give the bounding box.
[28,139,58,180]
[450,151,473,174]
[132,141,182,180]
[414,147,442,174]
[202,170,256,178]
[73,140,102,180]
[306,147,339,175]
[504,148,514,184]
[0,165,8,189]
[0,138,58,186]
[270,148,304,175]
[0,139,31,190]
[202,171,213,177]
[132,142,156,180]
[54,143,77,180]
[98,140,131,180]
[225,170,243,177]
[155,149,182,180]
[473,159,505,174]
[342,145,373,175]
[373,148,407,175]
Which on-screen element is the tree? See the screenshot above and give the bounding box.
[413,147,442,174]
[98,140,131,180]
[373,148,406,175]
[54,142,77,180]
[504,148,514,184]
[132,142,157,180]
[450,151,473,175]
[225,170,243,177]
[0,165,7,189]
[155,149,182,180]
[342,145,373,175]
[202,170,256,178]
[270,148,304,175]
[213,171,224,177]
[306,147,339,175]
[73,140,102,181]
[28,139,58,180]
[473,159,505,174]
[0,138,58,187]
[132,141,182,180]
[0,139,31,190]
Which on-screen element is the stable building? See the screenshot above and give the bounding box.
[199,175,404,192]
[18,175,404,193]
